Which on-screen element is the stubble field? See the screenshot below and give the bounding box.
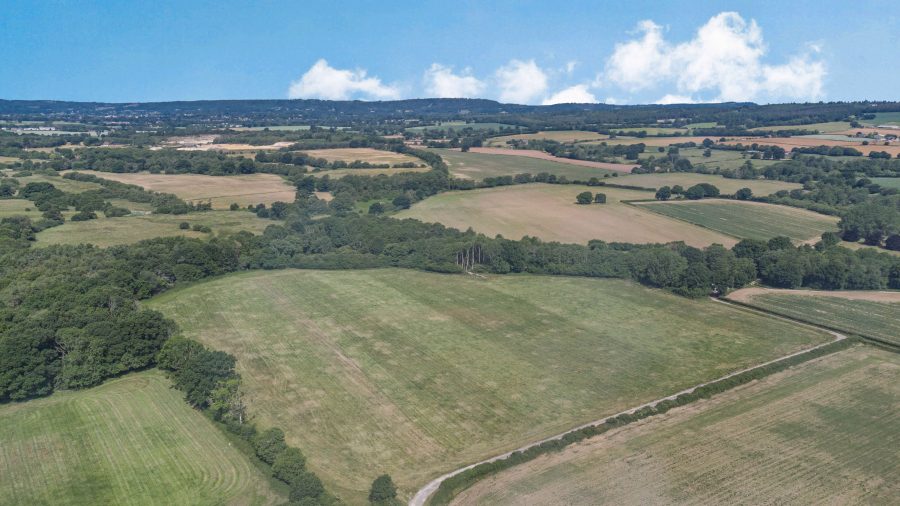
[453,345,900,505]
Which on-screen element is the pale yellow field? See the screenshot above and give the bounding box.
[302,148,423,165]
[67,171,296,209]
[396,183,736,247]
[454,346,900,506]
[485,130,609,147]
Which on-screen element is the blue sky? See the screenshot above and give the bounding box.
[1,0,897,104]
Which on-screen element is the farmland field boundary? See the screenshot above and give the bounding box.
[412,306,853,506]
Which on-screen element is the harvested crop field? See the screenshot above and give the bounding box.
[466,147,637,173]
[69,171,296,209]
[302,148,423,165]
[0,370,284,505]
[485,130,608,147]
[36,210,272,247]
[147,269,830,503]
[396,183,737,247]
[619,172,799,195]
[430,148,618,181]
[748,121,852,133]
[311,167,429,178]
[636,200,838,242]
[727,288,900,345]
[453,345,900,506]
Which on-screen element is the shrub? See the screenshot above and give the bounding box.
[272,447,307,484]
[369,474,398,503]
[575,191,593,204]
[253,428,286,465]
[179,222,190,230]
[594,193,607,204]
[289,472,324,501]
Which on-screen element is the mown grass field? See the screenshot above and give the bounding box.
[729,290,900,345]
[147,269,830,502]
[36,210,272,247]
[872,177,900,189]
[405,122,513,133]
[397,183,737,247]
[485,130,608,147]
[453,346,900,505]
[310,166,429,178]
[15,173,105,193]
[0,370,284,505]
[69,171,297,209]
[620,172,799,195]
[863,112,900,126]
[0,199,39,218]
[302,148,422,165]
[637,200,838,242]
[430,148,618,180]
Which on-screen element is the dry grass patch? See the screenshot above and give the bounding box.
[467,147,636,173]
[310,167,429,178]
[454,346,900,506]
[302,148,422,165]
[69,171,296,209]
[397,183,736,247]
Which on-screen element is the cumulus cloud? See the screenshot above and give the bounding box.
[655,94,696,105]
[543,85,598,105]
[494,59,548,104]
[605,12,826,102]
[288,59,400,100]
[423,64,486,98]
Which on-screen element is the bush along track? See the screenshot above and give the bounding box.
[416,326,855,506]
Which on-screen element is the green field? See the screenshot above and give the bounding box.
[862,112,900,126]
[454,346,900,505]
[15,173,104,193]
[406,122,514,133]
[638,200,838,242]
[675,147,782,172]
[430,148,617,180]
[619,172,799,195]
[147,269,830,502]
[36,210,272,247]
[732,292,900,345]
[872,177,900,189]
[748,121,852,132]
[0,370,283,505]
[0,199,39,218]
[485,130,608,147]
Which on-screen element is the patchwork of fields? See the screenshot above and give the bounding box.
[0,371,284,505]
[396,183,738,246]
[453,346,900,505]
[637,200,839,242]
[147,269,830,502]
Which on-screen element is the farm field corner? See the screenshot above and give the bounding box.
[0,370,284,506]
[452,345,900,505]
[146,268,831,503]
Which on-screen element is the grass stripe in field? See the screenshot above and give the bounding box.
[147,269,832,503]
[637,200,838,242]
[0,370,284,505]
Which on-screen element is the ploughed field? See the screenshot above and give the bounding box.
[396,183,738,247]
[147,269,830,502]
[727,288,900,345]
[452,346,900,505]
[636,200,839,242]
[69,171,297,209]
[0,370,283,505]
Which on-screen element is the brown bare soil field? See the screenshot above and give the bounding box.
[454,346,900,506]
[69,171,296,209]
[396,183,736,247]
[302,148,422,165]
[467,147,637,173]
[727,287,900,303]
[724,137,900,156]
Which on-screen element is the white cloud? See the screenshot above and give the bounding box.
[423,64,486,98]
[288,59,400,100]
[655,94,696,105]
[543,84,598,105]
[564,60,579,74]
[494,59,548,104]
[605,12,826,102]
